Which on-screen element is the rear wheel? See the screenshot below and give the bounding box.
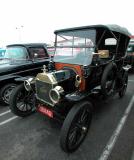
[10,83,35,117]
[0,83,17,105]
[119,71,128,98]
[101,63,117,97]
[60,101,92,153]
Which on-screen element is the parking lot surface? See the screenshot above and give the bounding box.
[0,73,134,160]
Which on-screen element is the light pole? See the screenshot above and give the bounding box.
[15,25,24,43]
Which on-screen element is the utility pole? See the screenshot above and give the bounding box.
[15,25,24,42]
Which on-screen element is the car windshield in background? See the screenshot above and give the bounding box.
[4,46,28,60]
[54,29,96,65]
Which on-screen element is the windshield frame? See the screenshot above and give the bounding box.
[54,29,96,66]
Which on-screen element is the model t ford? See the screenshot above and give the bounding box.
[10,25,130,152]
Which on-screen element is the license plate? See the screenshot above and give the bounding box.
[38,105,53,118]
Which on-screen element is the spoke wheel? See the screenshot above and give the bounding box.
[119,72,128,98]
[105,77,116,96]
[10,83,35,117]
[60,101,92,153]
[101,63,117,97]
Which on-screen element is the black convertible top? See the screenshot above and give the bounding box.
[54,24,131,37]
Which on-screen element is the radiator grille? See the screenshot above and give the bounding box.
[36,80,54,106]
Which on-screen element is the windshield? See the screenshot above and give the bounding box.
[54,29,96,65]
[4,46,28,60]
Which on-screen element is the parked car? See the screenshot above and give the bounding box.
[125,37,134,68]
[10,25,130,152]
[0,48,6,58]
[0,43,49,105]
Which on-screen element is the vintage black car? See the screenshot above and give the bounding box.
[0,43,49,104]
[10,25,130,152]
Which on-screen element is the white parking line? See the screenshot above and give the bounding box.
[0,116,18,126]
[131,151,134,160]
[98,95,134,160]
[128,80,134,82]
[0,110,11,117]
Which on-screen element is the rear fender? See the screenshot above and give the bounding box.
[123,65,131,71]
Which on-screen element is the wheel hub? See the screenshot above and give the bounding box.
[3,86,16,103]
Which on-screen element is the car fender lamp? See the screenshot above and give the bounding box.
[75,75,81,88]
[49,86,64,104]
[24,78,34,91]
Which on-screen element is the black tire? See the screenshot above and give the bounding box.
[101,63,117,97]
[60,101,92,153]
[118,71,128,98]
[0,83,17,105]
[10,83,35,117]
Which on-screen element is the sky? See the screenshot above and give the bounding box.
[0,0,133,47]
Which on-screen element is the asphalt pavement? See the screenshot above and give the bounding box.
[0,72,134,160]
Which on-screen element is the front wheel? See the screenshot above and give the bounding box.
[60,101,92,153]
[10,83,35,117]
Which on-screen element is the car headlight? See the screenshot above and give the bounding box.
[24,78,34,91]
[49,86,64,104]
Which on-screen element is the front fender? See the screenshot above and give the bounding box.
[15,76,35,82]
[65,91,92,102]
